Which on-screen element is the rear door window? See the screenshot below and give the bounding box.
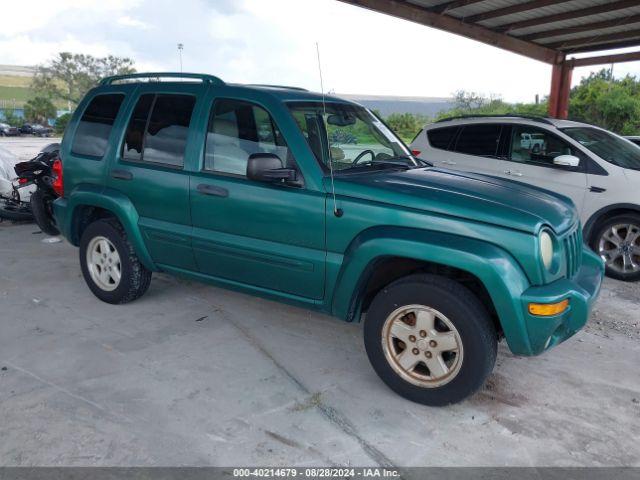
[121,94,196,167]
[454,124,502,157]
[71,94,124,158]
[427,126,458,150]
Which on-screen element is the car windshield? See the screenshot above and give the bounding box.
[287,101,418,173]
[562,127,640,171]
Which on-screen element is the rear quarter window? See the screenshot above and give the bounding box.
[71,94,125,158]
[427,126,459,150]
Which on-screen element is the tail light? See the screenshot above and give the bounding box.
[52,158,64,197]
[18,178,28,184]
[411,149,421,157]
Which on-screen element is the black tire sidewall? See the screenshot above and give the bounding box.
[0,199,33,221]
[591,214,640,282]
[364,276,497,406]
[30,189,59,236]
[80,220,140,304]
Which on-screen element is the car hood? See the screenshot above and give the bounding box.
[331,167,578,234]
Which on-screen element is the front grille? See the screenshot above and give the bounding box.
[563,226,582,278]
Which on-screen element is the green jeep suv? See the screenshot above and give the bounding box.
[53,72,604,405]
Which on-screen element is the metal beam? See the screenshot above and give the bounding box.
[570,50,640,67]
[429,0,485,15]
[565,38,640,54]
[337,0,560,63]
[519,14,640,42]
[465,0,572,24]
[548,59,572,119]
[548,28,640,50]
[496,0,640,33]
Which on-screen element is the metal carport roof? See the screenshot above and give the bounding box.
[338,0,640,117]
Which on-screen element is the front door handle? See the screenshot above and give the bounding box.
[197,184,228,197]
[111,169,133,180]
[442,160,457,165]
[504,170,523,177]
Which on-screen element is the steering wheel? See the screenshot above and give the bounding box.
[352,149,376,166]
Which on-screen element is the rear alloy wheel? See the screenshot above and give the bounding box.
[364,274,497,406]
[80,219,152,303]
[86,236,122,292]
[593,214,640,282]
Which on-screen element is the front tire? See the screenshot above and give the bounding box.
[79,219,152,304]
[591,214,640,282]
[364,274,497,406]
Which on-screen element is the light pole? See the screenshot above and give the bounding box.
[177,43,184,74]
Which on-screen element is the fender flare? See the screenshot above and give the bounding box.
[330,227,534,355]
[60,184,157,271]
[583,203,640,243]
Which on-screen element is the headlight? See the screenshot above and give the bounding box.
[539,230,554,271]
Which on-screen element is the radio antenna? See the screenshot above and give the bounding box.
[316,42,342,217]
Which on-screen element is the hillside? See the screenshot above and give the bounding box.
[338,93,454,117]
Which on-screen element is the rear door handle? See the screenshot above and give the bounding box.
[111,169,133,180]
[197,184,228,197]
[442,160,457,165]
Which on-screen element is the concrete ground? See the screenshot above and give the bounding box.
[0,138,639,467]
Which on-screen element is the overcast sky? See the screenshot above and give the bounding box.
[2,0,640,102]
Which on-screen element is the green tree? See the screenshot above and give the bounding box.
[54,112,72,135]
[24,96,57,124]
[32,52,136,109]
[569,69,640,135]
[386,113,425,142]
[438,90,548,120]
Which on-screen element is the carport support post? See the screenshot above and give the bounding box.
[548,58,574,119]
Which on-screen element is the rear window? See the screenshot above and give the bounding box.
[71,94,124,158]
[427,126,458,150]
[454,124,502,157]
[121,94,196,167]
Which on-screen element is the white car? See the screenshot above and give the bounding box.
[625,136,640,147]
[411,115,640,281]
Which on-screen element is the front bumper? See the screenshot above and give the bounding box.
[513,247,603,355]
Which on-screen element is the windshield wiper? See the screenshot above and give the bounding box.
[375,155,432,167]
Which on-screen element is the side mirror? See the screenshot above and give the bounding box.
[247,153,297,183]
[553,154,580,168]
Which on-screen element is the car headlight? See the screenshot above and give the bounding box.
[539,230,555,271]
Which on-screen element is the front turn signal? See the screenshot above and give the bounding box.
[528,299,569,316]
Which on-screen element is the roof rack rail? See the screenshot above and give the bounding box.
[245,84,309,92]
[100,72,225,86]
[436,114,554,125]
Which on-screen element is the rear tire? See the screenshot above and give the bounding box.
[364,274,497,406]
[591,214,640,282]
[30,189,59,236]
[79,219,152,304]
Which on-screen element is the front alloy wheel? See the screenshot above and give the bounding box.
[594,214,640,282]
[364,274,497,406]
[382,305,463,388]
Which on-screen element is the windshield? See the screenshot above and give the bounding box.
[287,101,417,173]
[561,127,640,171]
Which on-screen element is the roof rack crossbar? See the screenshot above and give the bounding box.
[436,114,554,125]
[100,72,225,86]
[246,84,309,91]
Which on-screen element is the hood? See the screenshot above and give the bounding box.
[332,167,578,234]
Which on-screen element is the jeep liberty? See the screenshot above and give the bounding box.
[53,73,604,405]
